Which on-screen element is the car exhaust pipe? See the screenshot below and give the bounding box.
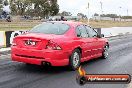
[42,62,46,65]
[42,61,51,66]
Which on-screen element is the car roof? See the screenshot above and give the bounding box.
[43,21,84,26]
[42,21,91,28]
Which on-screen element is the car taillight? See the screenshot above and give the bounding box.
[46,41,62,50]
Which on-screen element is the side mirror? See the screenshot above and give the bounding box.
[77,32,81,37]
[97,34,104,38]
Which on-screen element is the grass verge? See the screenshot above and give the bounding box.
[0,20,132,31]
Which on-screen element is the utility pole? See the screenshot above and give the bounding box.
[127,9,129,16]
[100,1,103,21]
[119,7,122,21]
[87,2,90,25]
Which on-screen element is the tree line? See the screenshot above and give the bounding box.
[0,0,59,18]
[0,0,88,19]
[94,13,132,19]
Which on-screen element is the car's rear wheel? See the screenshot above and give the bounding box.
[69,49,81,71]
[102,45,109,59]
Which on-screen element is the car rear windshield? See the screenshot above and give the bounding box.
[29,22,70,35]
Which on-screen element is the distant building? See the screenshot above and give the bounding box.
[92,16,132,22]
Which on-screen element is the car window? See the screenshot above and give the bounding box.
[29,22,70,35]
[85,26,97,37]
[76,25,89,38]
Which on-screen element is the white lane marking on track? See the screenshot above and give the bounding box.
[128,81,132,88]
[0,54,11,59]
[0,48,11,52]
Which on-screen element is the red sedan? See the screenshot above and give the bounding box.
[11,21,109,70]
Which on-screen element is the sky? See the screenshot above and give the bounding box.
[58,0,132,17]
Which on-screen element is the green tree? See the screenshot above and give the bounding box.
[50,2,59,16]
[0,0,2,3]
[4,0,9,6]
[31,0,59,17]
[101,14,119,18]
[10,0,31,15]
[10,0,59,17]
[10,0,18,15]
[77,13,87,19]
[0,0,3,13]
[122,16,132,19]
[59,11,72,16]
[94,13,99,16]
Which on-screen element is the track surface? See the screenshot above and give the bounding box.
[0,36,132,88]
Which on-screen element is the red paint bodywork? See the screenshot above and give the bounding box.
[11,21,108,66]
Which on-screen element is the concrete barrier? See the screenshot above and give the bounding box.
[101,27,132,37]
[0,31,27,47]
[0,31,6,47]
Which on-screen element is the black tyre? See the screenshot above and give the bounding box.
[102,45,109,59]
[69,49,81,71]
[25,63,34,66]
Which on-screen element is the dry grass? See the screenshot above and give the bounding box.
[0,20,132,31]
[0,20,42,31]
[81,20,132,28]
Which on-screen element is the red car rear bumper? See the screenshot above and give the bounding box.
[11,47,70,66]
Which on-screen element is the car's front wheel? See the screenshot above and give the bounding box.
[69,49,81,71]
[102,45,109,59]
